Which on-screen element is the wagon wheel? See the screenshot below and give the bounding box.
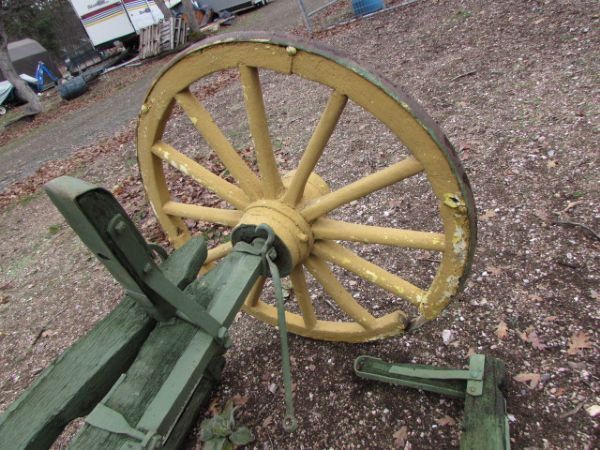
[137,32,476,343]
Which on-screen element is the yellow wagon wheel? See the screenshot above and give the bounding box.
[137,32,476,343]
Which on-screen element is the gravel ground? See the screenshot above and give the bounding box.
[0,1,599,449]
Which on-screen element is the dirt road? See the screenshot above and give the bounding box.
[0,67,160,190]
[0,0,306,191]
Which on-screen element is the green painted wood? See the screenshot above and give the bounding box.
[67,319,222,449]
[0,296,154,450]
[161,356,225,450]
[354,356,466,398]
[68,246,265,449]
[0,237,206,450]
[460,357,510,450]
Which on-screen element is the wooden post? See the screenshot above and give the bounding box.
[461,357,510,450]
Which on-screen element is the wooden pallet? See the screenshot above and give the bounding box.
[139,18,187,60]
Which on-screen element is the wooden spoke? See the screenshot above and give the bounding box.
[239,65,284,198]
[151,142,249,209]
[138,35,476,342]
[282,91,348,206]
[289,266,317,328]
[304,256,377,330]
[174,90,262,199]
[312,241,425,306]
[205,242,232,265]
[301,156,423,222]
[163,201,242,226]
[244,277,265,307]
[312,218,446,251]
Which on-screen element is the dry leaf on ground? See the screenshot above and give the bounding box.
[479,210,497,221]
[518,328,545,350]
[567,331,592,355]
[435,415,456,426]
[514,372,541,389]
[207,397,220,416]
[232,394,249,406]
[393,425,408,448]
[496,321,508,339]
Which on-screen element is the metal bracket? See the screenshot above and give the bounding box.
[354,354,485,398]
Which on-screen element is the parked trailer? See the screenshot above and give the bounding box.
[68,0,182,49]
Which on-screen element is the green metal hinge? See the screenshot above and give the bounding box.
[354,354,485,398]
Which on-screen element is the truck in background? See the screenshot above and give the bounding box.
[68,0,182,49]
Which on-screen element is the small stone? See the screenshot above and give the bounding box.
[442,329,455,345]
[585,405,600,417]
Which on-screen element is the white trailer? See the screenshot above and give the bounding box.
[69,0,182,48]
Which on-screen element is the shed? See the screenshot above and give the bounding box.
[0,38,60,82]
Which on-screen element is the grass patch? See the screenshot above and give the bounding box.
[48,224,62,235]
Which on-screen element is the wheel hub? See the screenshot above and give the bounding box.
[231,171,329,276]
[232,200,313,276]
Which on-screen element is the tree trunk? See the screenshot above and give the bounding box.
[0,21,42,115]
[154,0,174,19]
[181,0,201,34]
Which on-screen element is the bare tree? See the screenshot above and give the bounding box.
[181,0,201,34]
[0,2,42,115]
[154,0,174,19]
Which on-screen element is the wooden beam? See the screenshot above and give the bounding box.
[0,237,207,450]
[0,296,154,450]
[460,357,510,450]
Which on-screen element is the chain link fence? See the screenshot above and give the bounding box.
[296,0,418,32]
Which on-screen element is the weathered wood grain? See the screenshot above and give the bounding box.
[461,357,510,450]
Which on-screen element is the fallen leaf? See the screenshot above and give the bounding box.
[590,289,599,301]
[232,394,249,406]
[435,415,456,426]
[544,316,558,322]
[518,327,545,350]
[486,266,503,276]
[466,347,476,358]
[495,321,509,339]
[546,160,557,168]
[0,294,9,305]
[514,372,541,389]
[552,387,566,396]
[527,331,545,350]
[479,209,497,221]
[207,397,220,416]
[393,425,408,448]
[527,294,543,303]
[567,331,592,355]
[262,416,273,428]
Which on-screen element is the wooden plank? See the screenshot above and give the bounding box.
[68,319,222,449]
[162,356,224,450]
[0,296,154,450]
[0,238,205,450]
[460,357,510,450]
